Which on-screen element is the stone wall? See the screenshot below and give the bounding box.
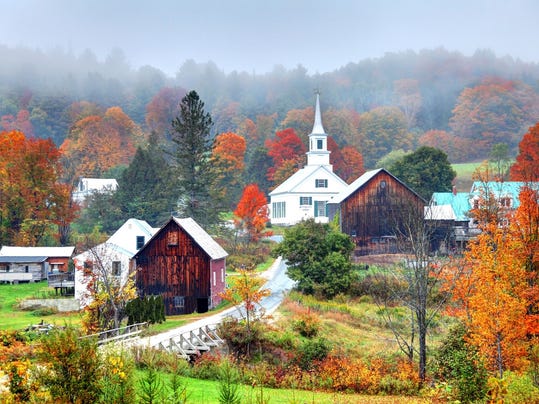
[19,298,80,312]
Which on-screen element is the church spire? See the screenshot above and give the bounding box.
[306,90,331,168]
[311,90,326,135]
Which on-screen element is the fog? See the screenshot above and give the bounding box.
[1,0,538,76]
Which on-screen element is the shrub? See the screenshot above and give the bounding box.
[296,338,331,370]
[292,310,321,338]
[433,322,488,403]
[503,371,539,404]
[36,327,101,403]
[100,347,136,404]
[191,353,226,380]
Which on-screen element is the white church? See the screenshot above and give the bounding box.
[269,93,348,226]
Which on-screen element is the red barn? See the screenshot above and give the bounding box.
[331,169,426,256]
[134,217,228,315]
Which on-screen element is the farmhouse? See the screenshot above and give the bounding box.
[269,93,348,226]
[73,218,158,307]
[331,168,426,256]
[72,177,118,204]
[0,246,74,284]
[428,180,539,249]
[134,217,228,316]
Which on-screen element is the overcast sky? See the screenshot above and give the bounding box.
[1,0,538,75]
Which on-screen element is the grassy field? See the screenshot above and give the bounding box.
[452,161,482,192]
[0,281,81,330]
[138,372,429,404]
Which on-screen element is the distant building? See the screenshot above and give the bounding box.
[269,93,348,226]
[0,246,74,283]
[72,178,118,203]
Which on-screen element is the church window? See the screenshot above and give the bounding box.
[317,139,323,150]
[315,179,328,188]
[299,196,312,205]
[272,201,286,218]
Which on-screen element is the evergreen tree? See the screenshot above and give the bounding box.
[115,133,176,227]
[389,146,456,200]
[170,90,219,227]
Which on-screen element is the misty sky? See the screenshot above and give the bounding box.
[1,0,538,75]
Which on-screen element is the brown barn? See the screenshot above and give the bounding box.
[134,217,228,315]
[330,169,426,256]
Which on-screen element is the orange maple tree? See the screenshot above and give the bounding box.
[233,184,271,242]
[0,130,75,245]
[510,121,539,182]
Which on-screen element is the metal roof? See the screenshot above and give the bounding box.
[0,246,75,257]
[269,164,346,196]
[430,192,471,221]
[173,217,228,260]
[0,256,47,263]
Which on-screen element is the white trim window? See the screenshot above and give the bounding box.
[272,201,286,218]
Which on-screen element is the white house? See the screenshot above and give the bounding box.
[72,178,118,203]
[269,93,349,226]
[73,218,158,307]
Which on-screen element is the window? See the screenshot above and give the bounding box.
[25,265,29,273]
[0,265,9,272]
[314,201,327,217]
[167,231,178,246]
[173,296,185,309]
[299,196,312,205]
[272,201,286,218]
[221,267,225,283]
[315,179,328,188]
[499,197,512,208]
[136,236,145,250]
[83,261,93,270]
[112,261,121,277]
[317,139,323,150]
[213,271,217,286]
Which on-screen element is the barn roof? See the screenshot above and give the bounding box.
[172,217,228,260]
[0,246,75,258]
[333,168,425,205]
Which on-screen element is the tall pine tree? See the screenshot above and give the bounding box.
[115,132,176,227]
[170,91,219,227]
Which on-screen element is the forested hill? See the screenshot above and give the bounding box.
[1,45,538,163]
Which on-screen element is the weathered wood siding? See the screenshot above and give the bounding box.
[340,171,425,255]
[135,220,212,315]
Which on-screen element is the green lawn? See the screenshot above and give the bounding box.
[0,281,81,330]
[138,372,428,404]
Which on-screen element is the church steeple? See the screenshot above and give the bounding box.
[306,91,331,168]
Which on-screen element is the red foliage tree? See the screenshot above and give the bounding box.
[234,184,271,242]
[265,128,306,183]
[510,121,539,182]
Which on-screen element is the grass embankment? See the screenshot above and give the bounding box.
[0,281,81,330]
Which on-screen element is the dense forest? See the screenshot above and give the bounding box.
[1,45,538,163]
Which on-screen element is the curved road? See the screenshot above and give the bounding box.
[135,257,295,348]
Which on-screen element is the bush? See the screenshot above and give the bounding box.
[296,338,331,370]
[503,372,539,404]
[292,310,320,338]
[433,322,488,403]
